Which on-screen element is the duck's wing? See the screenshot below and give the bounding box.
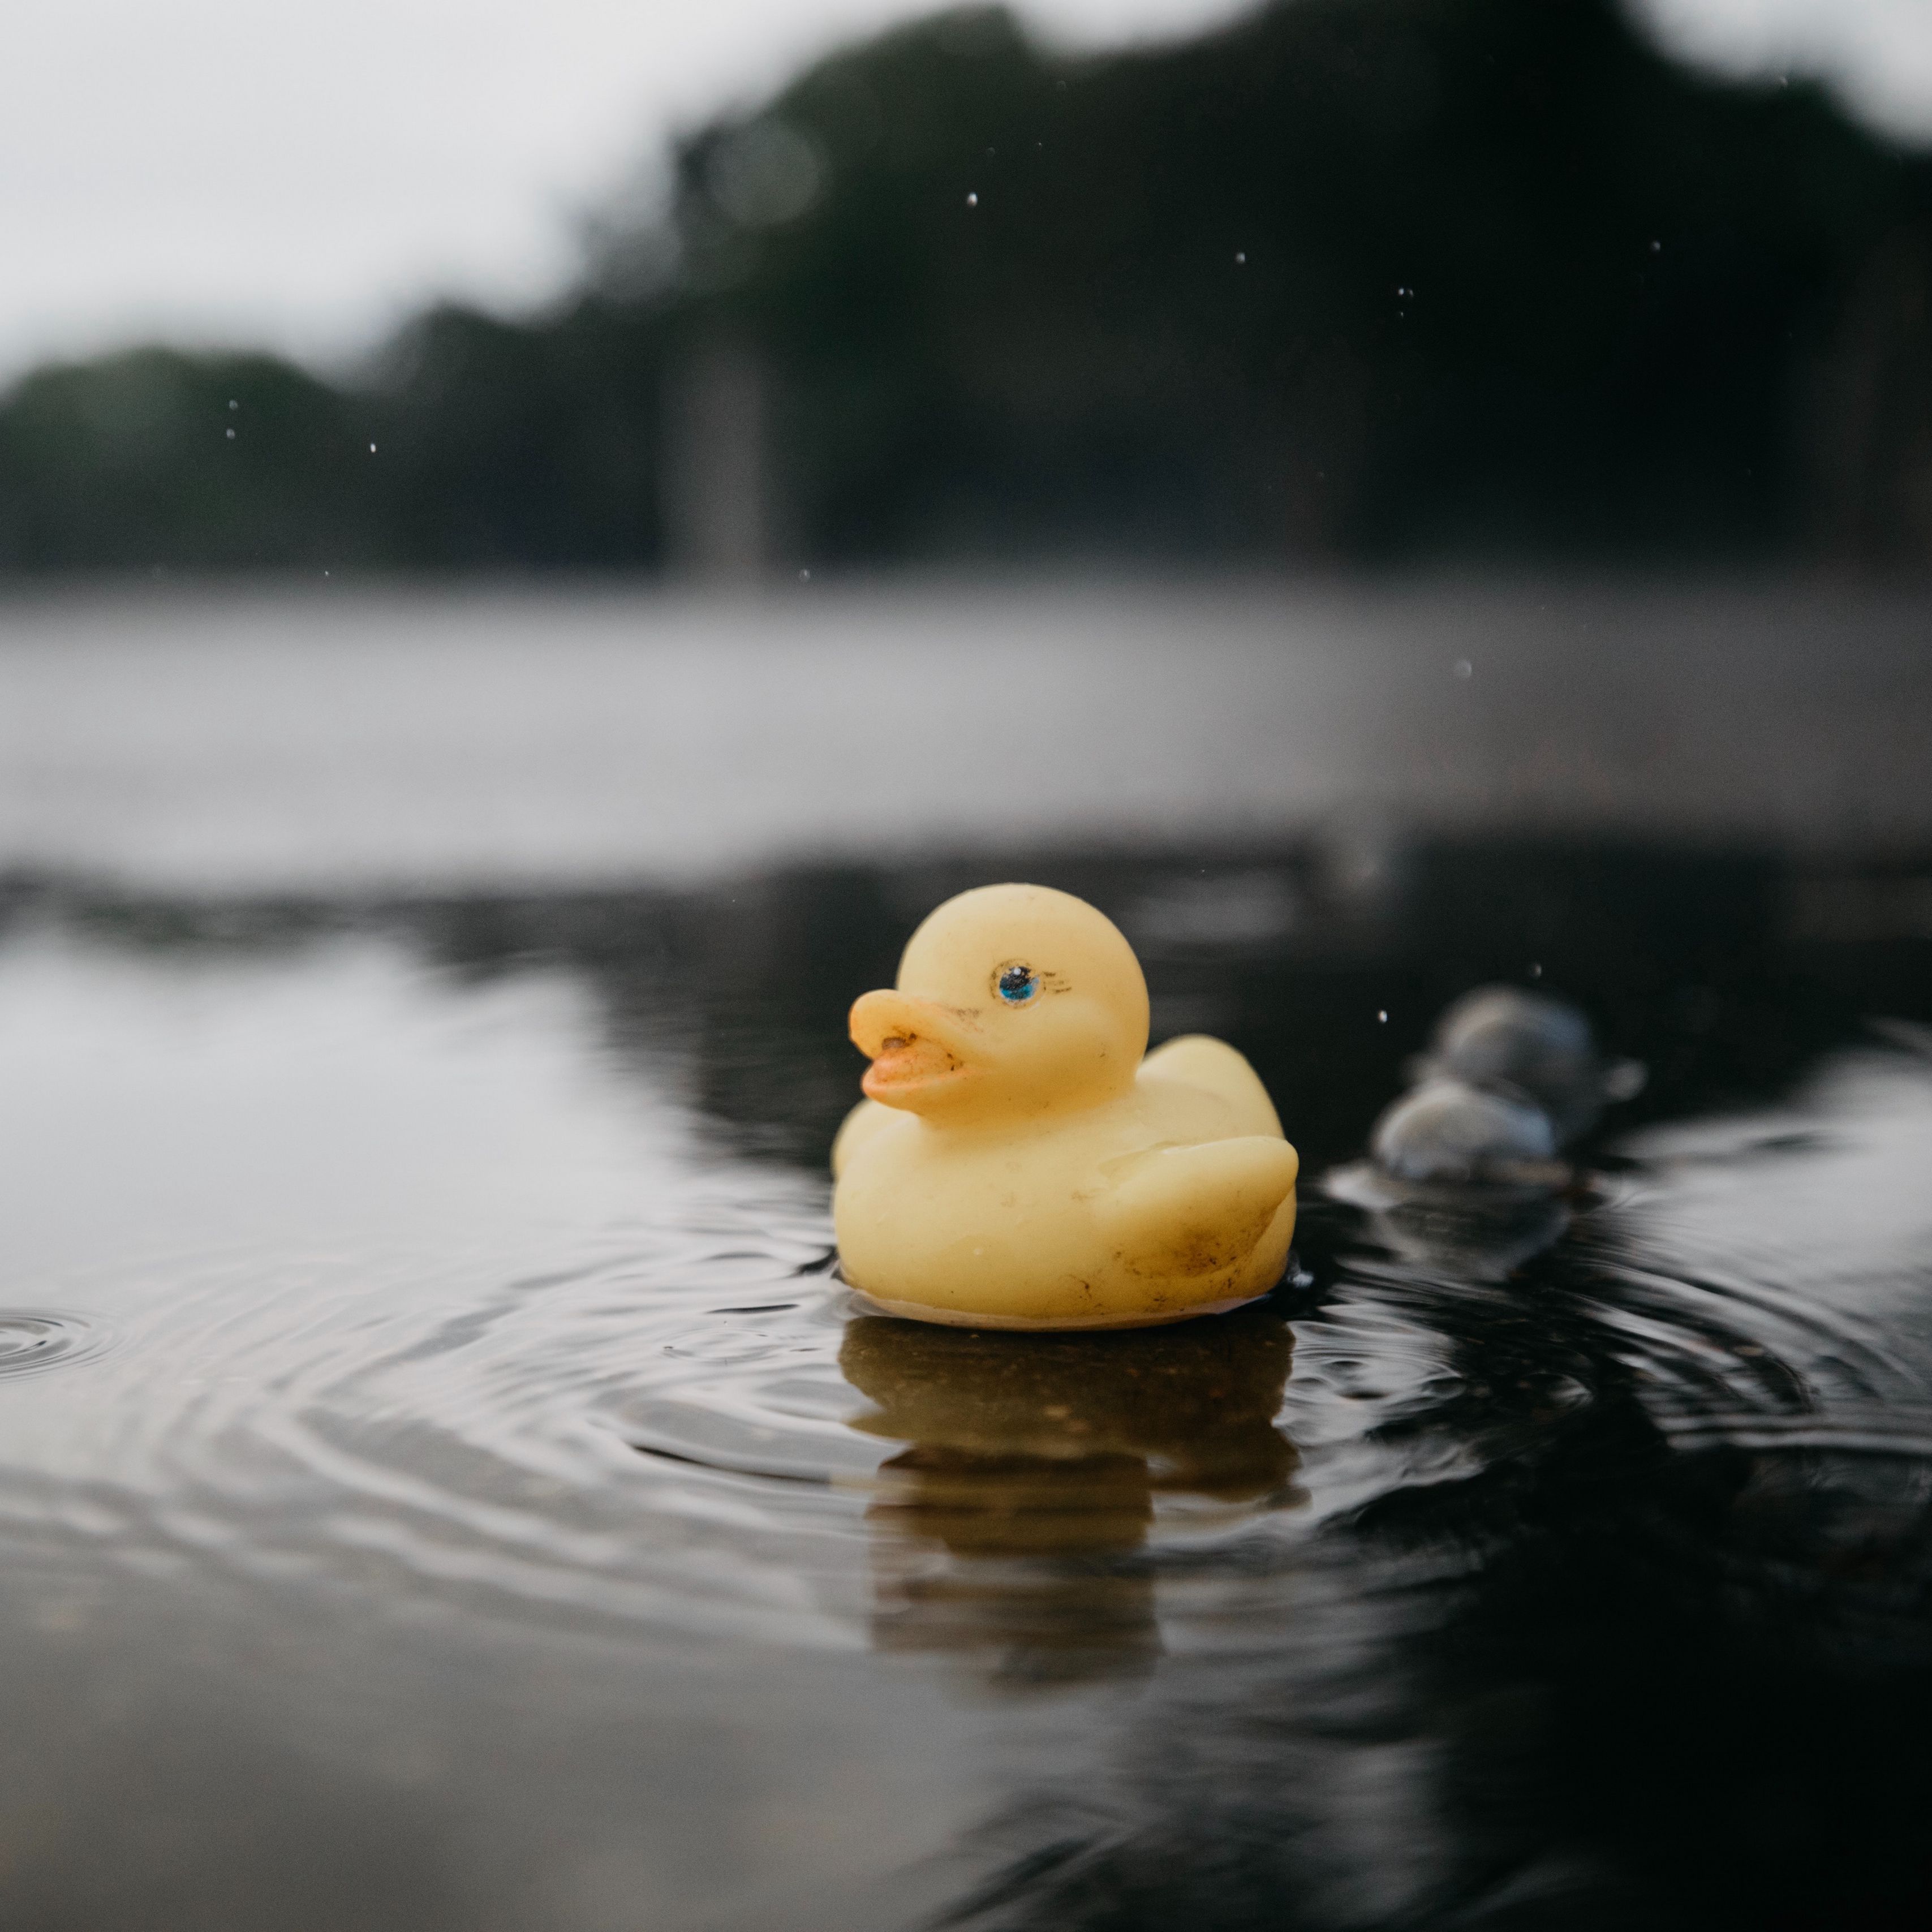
[1095,1137,1299,1277]
[1139,1035,1283,1137]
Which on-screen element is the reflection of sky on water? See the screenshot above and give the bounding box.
[3,584,1932,892]
[0,931,686,1284]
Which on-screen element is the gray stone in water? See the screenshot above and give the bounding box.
[1370,1077,1559,1186]
[1421,986,1643,1144]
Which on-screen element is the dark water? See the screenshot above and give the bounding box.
[4,829,1932,1929]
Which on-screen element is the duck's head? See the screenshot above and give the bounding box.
[850,883,1149,1122]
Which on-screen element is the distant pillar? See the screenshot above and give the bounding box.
[662,337,772,583]
[1808,227,1932,567]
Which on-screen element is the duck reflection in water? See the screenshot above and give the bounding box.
[840,1307,1300,1685]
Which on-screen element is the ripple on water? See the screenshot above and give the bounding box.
[0,1311,113,1379]
[0,1174,1317,1673]
[3,1048,1930,1675]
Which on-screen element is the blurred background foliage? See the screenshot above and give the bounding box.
[3,0,1930,575]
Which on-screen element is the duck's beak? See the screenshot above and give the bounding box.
[850,991,982,1108]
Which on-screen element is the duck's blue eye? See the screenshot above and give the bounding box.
[996,964,1040,1004]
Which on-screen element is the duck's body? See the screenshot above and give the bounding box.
[832,886,1298,1329]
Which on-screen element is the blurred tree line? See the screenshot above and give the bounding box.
[3,0,1930,575]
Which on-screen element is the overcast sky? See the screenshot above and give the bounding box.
[3,0,1929,384]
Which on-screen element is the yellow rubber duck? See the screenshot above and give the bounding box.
[831,883,1298,1329]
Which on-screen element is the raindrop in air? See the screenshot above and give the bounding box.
[1235,251,1247,264]
[369,443,378,454]
[1377,1009,1389,1023]
[965,192,978,207]
[225,428,235,440]
[1453,659,1473,679]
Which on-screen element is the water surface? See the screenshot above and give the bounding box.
[2,586,1931,1928]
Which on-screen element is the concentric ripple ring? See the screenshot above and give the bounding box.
[0,1311,113,1380]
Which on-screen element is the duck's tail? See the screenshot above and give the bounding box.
[1140,1034,1283,1138]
